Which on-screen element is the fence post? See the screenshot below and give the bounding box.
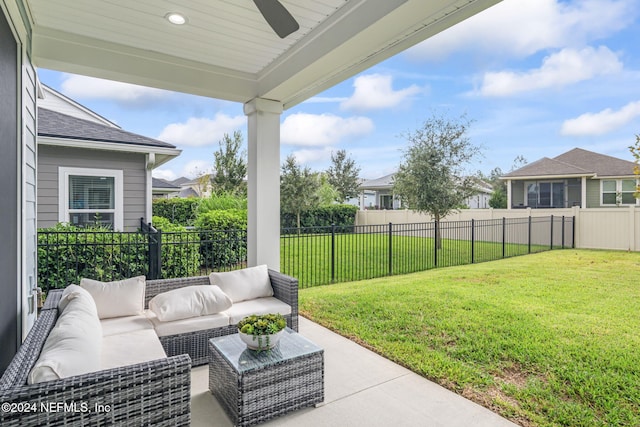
[572,216,576,248]
[502,217,506,258]
[561,216,565,248]
[528,216,532,254]
[471,218,475,264]
[550,215,554,250]
[146,224,162,280]
[388,222,393,276]
[331,224,336,283]
[434,221,438,267]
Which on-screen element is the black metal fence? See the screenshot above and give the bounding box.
[38,223,247,291]
[38,215,573,291]
[281,215,574,287]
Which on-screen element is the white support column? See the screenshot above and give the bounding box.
[506,179,512,210]
[581,176,587,209]
[244,98,283,270]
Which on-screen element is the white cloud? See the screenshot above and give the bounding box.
[181,160,212,179]
[561,100,640,136]
[478,46,622,96]
[61,74,169,103]
[158,114,246,147]
[152,169,177,181]
[340,74,421,111]
[408,0,636,60]
[291,147,335,165]
[281,113,374,146]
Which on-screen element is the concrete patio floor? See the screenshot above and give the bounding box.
[191,317,519,427]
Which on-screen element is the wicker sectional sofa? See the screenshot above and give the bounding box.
[0,268,299,426]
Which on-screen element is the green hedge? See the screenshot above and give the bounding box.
[38,223,148,290]
[151,216,201,278]
[281,204,358,230]
[152,198,200,226]
[195,210,247,269]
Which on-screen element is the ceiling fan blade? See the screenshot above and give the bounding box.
[253,0,300,39]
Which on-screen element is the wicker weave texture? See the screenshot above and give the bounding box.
[148,269,299,366]
[208,335,324,427]
[0,293,192,426]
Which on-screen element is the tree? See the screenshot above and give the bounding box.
[212,131,247,195]
[393,113,481,248]
[326,149,361,203]
[280,155,320,229]
[315,173,340,206]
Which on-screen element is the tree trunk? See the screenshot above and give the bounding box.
[435,213,442,250]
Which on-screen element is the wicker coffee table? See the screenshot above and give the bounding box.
[208,328,324,427]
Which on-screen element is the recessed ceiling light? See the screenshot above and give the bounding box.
[165,12,187,25]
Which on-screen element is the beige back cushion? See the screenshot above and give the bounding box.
[209,265,273,303]
[80,276,146,319]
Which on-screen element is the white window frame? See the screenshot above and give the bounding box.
[58,167,124,230]
[600,179,639,206]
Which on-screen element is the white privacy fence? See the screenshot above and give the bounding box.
[356,206,640,251]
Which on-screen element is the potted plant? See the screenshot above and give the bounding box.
[238,313,287,351]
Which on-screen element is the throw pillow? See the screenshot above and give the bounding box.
[209,265,273,303]
[149,285,232,322]
[80,276,146,319]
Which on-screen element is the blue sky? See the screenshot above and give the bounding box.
[38,0,640,182]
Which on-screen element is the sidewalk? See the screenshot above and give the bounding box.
[191,317,519,427]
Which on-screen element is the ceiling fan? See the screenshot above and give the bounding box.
[253,0,300,39]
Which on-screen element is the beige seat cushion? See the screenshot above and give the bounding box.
[209,265,273,303]
[101,329,167,370]
[100,315,155,337]
[146,310,230,337]
[80,276,146,319]
[223,297,292,325]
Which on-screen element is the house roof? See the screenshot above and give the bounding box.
[360,173,395,190]
[171,177,191,186]
[38,107,176,149]
[503,148,636,179]
[152,178,180,189]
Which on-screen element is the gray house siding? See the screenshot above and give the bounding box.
[0,8,19,374]
[37,145,147,231]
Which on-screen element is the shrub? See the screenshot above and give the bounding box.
[281,204,358,231]
[37,223,147,290]
[197,192,247,215]
[152,198,200,226]
[195,210,247,269]
[151,216,201,278]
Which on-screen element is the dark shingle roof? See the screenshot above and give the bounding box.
[503,148,635,178]
[152,178,180,189]
[171,177,191,186]
[359,173,395,190]
[38,107,176,149]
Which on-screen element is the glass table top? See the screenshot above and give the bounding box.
[210,328,323,373]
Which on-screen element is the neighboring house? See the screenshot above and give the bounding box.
[37,85,181,231]
[152,178,181,199]
[358,173,401,210]
[502,148,638,209]
[359,173,493,210]
[177,174,212,198]
[465,178,493,209]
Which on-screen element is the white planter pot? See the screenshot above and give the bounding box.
[238,330,284,350]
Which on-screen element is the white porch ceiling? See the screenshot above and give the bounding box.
[26,0,501,108]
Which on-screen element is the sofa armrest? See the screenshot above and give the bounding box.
[268,269,299,331]
[0,354,191,426]
[40,289,63,311]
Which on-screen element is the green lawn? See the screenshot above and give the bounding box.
[281,232,549,287]
[299,250,640,427]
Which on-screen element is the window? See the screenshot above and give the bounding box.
[59,167,123,230]
[380,194,394,209]
[526,181,564,208]
[601,179,638,206]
